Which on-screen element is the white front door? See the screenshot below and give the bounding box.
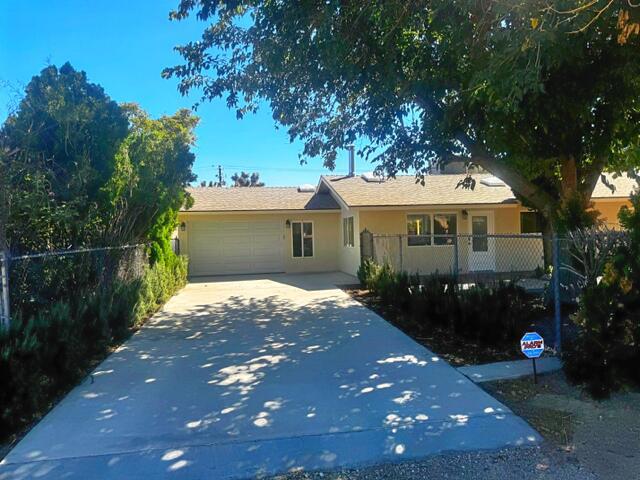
[468,211,496,272]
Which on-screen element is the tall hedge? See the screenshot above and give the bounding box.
[0,64,197,441]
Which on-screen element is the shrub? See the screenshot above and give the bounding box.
[564,258,640,398]
[564,190,640,398]
[455,282,530,345]
[359,260,533,348]
[357,259,376,287]
[359,261,413,311]
[0,252,188,442]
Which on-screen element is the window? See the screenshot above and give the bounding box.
[407,214,431,246]
[292,221,313,257]
[520,211,543,234]
[433,214,457,245]
[343,216,355,247]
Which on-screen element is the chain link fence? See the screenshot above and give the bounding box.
[360,228,630,352]
[0,244,147,329]
[361,232,548,288]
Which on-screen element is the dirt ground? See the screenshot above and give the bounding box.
[343,286,544,366]
[483,371,640,480]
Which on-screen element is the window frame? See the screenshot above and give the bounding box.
[407,213,432,247]
[291,220,314,258]
[406,212,458,247]
[520,211,544,234]
[343,216,355,248]
[432,212,458,246]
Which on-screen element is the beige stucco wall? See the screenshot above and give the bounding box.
[357,200,632,276]
[177,212,340,275]
[359,206,545,275]
[359,206,526,235]
[359,200,631,234]
[175,198,631,278]
[359,208,465,276]
[592,199,631,229]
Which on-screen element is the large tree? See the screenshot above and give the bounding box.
[1,64,197,257]
[1,63,129,252]
[108,104,197,261]
[164,0,640,232]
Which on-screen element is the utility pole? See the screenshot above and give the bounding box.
[216,165,225,187]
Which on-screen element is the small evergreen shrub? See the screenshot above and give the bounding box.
[357,259,376,287]
[0,252,188,442]
[358,260,532,348]
[564,190,640,398]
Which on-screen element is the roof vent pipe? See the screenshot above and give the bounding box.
[347,145,355,177]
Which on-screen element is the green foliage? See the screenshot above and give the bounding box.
[0,64,196,441]
[555,193,601,233]
[565,191,640,398]
[230,171,265,187]
[165,1,640,228]
[0,254,188,441]
[109,104,197,262]
[1,66,197,257]
[358,261,533,347]
[1,63,129,251]
[357,259,376,288]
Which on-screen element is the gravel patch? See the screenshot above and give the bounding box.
[483,371,640,480]
[268,444,595,480]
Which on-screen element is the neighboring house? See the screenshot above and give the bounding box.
[177,171,634,277]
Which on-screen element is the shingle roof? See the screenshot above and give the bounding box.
[184,186,340,212]
[322,174,518,207]
[591,174,638,199]
[182,173,635,212]
[322,173,637,207]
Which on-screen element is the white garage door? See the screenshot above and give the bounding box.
[189,220,284,276]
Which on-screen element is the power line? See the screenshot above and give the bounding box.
[196,164,338,174]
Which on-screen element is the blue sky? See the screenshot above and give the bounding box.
[0,0,361,186]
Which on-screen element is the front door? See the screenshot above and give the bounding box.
[468,212,496,272]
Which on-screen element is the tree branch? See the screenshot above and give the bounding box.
[452,131,558,216]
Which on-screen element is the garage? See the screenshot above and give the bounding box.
[188,220,284,276]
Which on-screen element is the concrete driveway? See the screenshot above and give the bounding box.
[1,273,539,479]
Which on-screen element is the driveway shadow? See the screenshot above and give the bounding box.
[1,274,539,479]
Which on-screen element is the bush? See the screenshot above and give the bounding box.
[358,260,533,347]
[564,191,640,398]
[0,253,188,442]
[563,276,633,398]
[357,258,376,287]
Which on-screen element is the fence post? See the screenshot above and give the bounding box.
[453,235,459,280]
[360,229,373,262]
[552,234,562,353]
[0,250,10,330]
